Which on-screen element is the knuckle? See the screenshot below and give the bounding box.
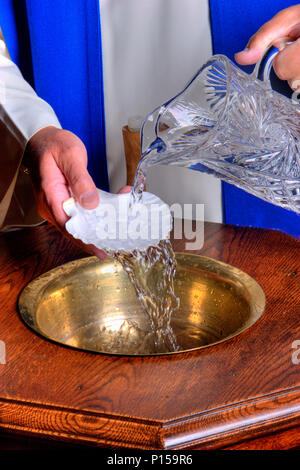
[68,171,93,194]
[66,161,86,184]
[63,145,84,162]
[280,6,299,22]
[60,146,88,170]
[68,171,84,187]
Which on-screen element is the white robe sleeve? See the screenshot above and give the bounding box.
[0,28,61,148]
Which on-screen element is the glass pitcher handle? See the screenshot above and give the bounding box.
[251,38,293,87]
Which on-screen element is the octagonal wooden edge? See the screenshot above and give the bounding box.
[1,386,300,449]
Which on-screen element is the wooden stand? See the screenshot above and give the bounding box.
[122,125,141,186]
[0,222,299,449]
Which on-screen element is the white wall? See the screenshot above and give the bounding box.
[100,0,222,222]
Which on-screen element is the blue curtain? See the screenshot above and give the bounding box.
[0,0,109,191]
[209,0,300,238]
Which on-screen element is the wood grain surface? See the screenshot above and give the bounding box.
[0,221,299,449]
[122,125,141,186]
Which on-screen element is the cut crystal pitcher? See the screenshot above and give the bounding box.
[133,45,300,214]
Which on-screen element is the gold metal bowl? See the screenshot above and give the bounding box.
[18,254,265,355]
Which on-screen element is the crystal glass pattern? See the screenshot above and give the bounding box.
[136,47,300,213]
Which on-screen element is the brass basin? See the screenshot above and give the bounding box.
[18,254,265,355]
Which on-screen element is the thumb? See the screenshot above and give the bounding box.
[235,6,300,65]
[58,149,99,209]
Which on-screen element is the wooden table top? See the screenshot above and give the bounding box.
[0,222,299,449]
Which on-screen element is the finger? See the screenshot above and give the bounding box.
[272,38,300,83]
[45,181,71,228]
[39,196,107,259]
[38,152,72,228]
[35,186,69,237]
[85,244,107,260]
[235,47,263,66]
[35,191,56,226]
[235,5,300,65]
[57,148,99,209]
[288,78,300,92]
[117,185,132,194]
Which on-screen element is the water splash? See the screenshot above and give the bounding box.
[108,239,179,353]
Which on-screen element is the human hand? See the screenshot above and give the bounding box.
[118,185,132,194]
[24,126,106,258]
[235,4,300,91]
